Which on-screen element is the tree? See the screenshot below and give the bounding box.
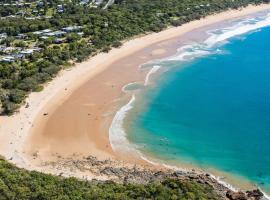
[66,33,80,43]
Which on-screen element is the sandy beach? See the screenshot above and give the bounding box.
[1,4,270,182]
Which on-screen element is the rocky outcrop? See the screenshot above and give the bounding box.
[247,189,264,200]
[226,189,264,200]
[226,191,248,200]
[39,155,266,200]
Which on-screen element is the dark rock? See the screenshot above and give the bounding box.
[246,189,264,200]
[101,167,123,176]
[226,190,247,200]
[188,174,197,179]
[100,167,113,175]
[173,170,184,177]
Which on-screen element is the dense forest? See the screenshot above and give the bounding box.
[0,0,269,114]
[0,158,222,199]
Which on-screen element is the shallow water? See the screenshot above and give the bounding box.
[126,13,270,193]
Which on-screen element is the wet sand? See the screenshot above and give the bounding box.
[25,38,179,164]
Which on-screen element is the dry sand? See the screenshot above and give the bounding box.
[1,4,270,180]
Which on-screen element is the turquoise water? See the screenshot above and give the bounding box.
[127,17,270,192]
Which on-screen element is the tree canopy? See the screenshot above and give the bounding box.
[0,158,221,200]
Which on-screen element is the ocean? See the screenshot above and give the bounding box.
[109,10,270,195]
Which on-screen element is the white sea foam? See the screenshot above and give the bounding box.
[144,65,161,86]
[109,95,136,153]
[139,154,159,166]
[109,11,270,199]
[205,14,270,46]
[210,174,238,192]
[260,188,270,200]
[166,45,210,61]
[163,12,270,63]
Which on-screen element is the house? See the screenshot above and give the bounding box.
[80,0,90,5]
[32,47,42,52]
[40,36,49,40]
[25,17,40,20]
[2,47,18,53]
[37,1,45,7]
[57,5,64,9]
[23,2,32,7]
[32,9,39,14]
[33,29,52,35]
[20,48,41,56]
[94,0,103,6]
[77,32,84,36]
[33,31,43,35]
[44,31,66,37]
[41,29,52,34]
[16,3,25,8]
[0,33,7,40]
[16,11,26,16]
[6,15,18,18]
[57,5,64,13]
[13,53,25,59]
[0,56,15,62]
[54,38,66,44]
[62,26,82,33]
[20,49,35,56]
[16,34,28,39]
[0,45,6,52]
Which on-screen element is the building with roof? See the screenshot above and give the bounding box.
[62,26,83,33]
[44,31,66,37]
[0,56,15,62]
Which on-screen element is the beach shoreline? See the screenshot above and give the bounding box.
[1,3,270,192]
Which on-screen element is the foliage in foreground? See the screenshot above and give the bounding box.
[0,159,221,200]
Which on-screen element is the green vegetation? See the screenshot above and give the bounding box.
[0,158,221,200]
[0,0,269,114]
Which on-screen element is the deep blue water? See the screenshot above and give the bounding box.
[127,24,270,191]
